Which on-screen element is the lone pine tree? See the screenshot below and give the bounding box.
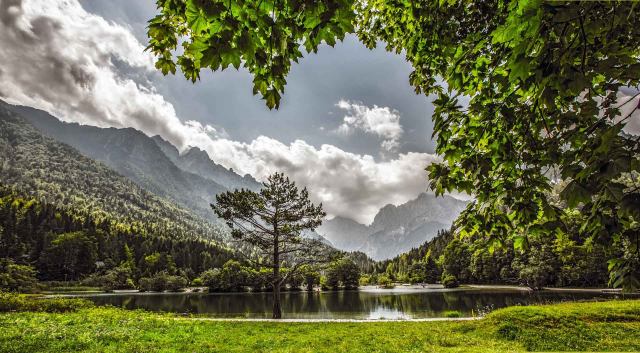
[212,173,328,318]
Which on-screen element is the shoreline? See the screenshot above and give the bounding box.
[44,284,626,297]
[175,316,482,323]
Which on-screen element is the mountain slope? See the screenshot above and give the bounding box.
[0,100,227,242]
[152,135,260,192]
[316,216,369,251]
[318,193,468,260]
[7,104,258,222]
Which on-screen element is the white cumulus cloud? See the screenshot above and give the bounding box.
[193,137,440,223]
[335,100,404,152]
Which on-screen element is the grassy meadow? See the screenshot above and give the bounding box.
[0,294,639,352]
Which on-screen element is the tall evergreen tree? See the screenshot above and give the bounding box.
[212,173,328,318]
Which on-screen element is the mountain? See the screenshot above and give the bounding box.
[317,193,468,260]
[7,104,260,222]
[152,135,260,192]
[316,216,369,251]
[0,100,227,242]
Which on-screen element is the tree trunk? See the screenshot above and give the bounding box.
[272,231,282,319]
[272,282,282,319]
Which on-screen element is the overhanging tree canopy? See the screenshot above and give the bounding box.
[149,0,640,289]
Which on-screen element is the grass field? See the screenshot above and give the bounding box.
[0,296,638,352]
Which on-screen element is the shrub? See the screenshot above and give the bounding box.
[83,265,135,291]
[0,259,39,293]
[442,274,459,288]
[138,277,155,292]
[443,310,463,318]
[319,275,330,291]
[300,265,320,291]
[377,275,394,289]
[191,278,203,286]
[0,293,93,313]
[325,258,361,290]
[200,261,251,292]
[200,268,221,291]
[286,271,304,291]
[165,275,187,291]
[359,274,372,286]
[43,286,101,292]
[138,272,187,292]
[246,268,270,292]
[396,274,410,284]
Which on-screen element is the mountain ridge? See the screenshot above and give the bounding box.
[318,193,468,260]
[6,104,261,222]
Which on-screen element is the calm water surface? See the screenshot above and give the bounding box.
[71,287,637,319]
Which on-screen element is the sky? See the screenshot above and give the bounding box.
[0,0,452,224]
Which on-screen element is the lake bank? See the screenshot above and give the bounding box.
[1,298,639,352]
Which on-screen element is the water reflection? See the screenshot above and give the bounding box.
[78,288,638,319]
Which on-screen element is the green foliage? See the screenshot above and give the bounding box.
[299,265,320,291]
[139,272,188,292]
[378,221,615,290]
[441,239,472,284]
[0,258,38,293]
[200,260,251,292]
[325,258,361,290]
[441,274,459,289]
[147,0,356,109]
[38,232,97,281]
[358,274,372,286]
[149,1,640,290]
[0,103,227,245]
[0,186,235,289]
[0,293,93,313]
[443,310,463,318]
[361,0,640,290]
[83,265,135,291]
[323,271,339,290]
[376,275,394,289]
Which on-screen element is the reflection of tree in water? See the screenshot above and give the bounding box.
[84,290,635,318]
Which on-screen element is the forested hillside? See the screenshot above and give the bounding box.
[0,101,228,242]
[0,101,236,283]
[7,103,259,222]
[376,223,616,289]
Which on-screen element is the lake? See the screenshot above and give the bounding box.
[62,286,638,319]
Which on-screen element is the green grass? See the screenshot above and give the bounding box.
[0,293,94,313]
[0,298,638,352]
[443,310,463,318]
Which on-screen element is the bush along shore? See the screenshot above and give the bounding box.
[0,294,639,352]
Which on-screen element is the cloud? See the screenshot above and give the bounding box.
[335,100,404,152]
[0,0,195,147]
[0,0,442,224]
[193,137,439,223]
